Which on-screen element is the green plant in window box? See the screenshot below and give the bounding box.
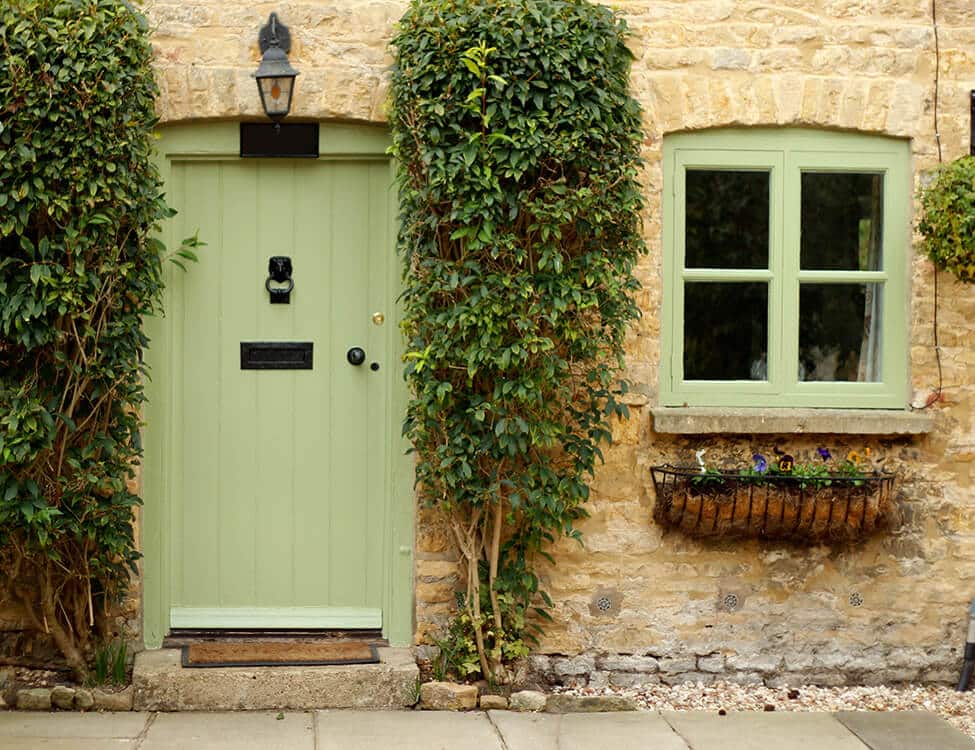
[918,155,975,284]
[651,447,895,542]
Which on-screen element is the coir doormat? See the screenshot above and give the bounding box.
[181,641,379,668]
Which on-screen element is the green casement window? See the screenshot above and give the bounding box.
[660,129,910,409]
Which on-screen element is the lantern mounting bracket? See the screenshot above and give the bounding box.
[259,13,291,55]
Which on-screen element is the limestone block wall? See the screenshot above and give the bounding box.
[5,0,974,686]
[413,1,975,685]
[141,0,975,685]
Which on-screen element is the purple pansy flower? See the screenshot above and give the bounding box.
[752,453,768,474]
[817,447,831,462]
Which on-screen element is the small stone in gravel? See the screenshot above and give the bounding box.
[718,709,726,716]
[420,681,478,711]
[764,704,775,711]
[74,689,94,710]
[51,686,76,710]
[17,688,52,710]
[480,694,508,710]
[92,686,133,711]
[509,690,547,712]
[788,689,800,700]
[546,694,637,713]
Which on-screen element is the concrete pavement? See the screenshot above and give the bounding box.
[0,709,973,749]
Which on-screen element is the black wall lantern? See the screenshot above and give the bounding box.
[254,13,299,125]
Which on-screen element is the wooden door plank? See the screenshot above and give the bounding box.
[253,162,299,607]
[177,162,223,607]
[291,163,334,605]
[365,160,392,611]
[216,161,261,607]
[327,162,371,607]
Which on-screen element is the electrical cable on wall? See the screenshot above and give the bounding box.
[918,0,945,409]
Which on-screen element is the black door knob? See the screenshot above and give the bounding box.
[347,347,366,366]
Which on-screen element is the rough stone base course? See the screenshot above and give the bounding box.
[530,648,957,689]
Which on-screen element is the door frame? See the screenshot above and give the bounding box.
[141,121,414,648]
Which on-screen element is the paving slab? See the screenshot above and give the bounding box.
[141,711,313,750]
[0,711,149,738]
[663,710,869,750]
[1,740,136,749]
[486,710,561,750]
[560,712,690,750]
[835,711,975,750]
[316,709,504,750]
[489,710,689,750]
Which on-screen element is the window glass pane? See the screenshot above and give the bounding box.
[799,283,882,382]
[685,170,769,269]
[800,173,883,271]
[684,282,768,380]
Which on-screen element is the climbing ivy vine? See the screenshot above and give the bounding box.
[0,0,196,680]
[390,0,645,681]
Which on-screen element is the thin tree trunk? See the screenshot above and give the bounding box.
[37,566,88,682]
[488,497,503,634]
[450,514,492,681]
[467,551,492,682]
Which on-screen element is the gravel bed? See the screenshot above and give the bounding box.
[557,682,975,739]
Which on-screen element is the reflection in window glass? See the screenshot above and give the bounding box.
[801,173,883,271]
[799,284,882,382]
[684,283,768,380]
[685,170,769,269]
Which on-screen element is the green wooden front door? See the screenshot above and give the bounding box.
[143,124,413,642]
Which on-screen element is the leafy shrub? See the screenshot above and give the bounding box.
[0,0,195,680]
[90,638,128,686]
[390,0,645,681]
[918,156,975,283]
[430,600,483,681]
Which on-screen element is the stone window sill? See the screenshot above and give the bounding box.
[650,407,934,435]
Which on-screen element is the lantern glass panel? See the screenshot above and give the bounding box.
[258,75,294,117]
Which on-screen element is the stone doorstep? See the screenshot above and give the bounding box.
[131,647,419,711]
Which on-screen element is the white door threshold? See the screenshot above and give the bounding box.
[169,607,382,630]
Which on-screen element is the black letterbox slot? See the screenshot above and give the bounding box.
[240,342,313,370]
[240,123,320,158]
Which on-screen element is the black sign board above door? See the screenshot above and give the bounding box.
[240,123,319,158]
[240,342,313,370]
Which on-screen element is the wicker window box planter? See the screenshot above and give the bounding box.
[650,465,896,542]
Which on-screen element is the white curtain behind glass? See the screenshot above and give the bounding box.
[857,175,883,382]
